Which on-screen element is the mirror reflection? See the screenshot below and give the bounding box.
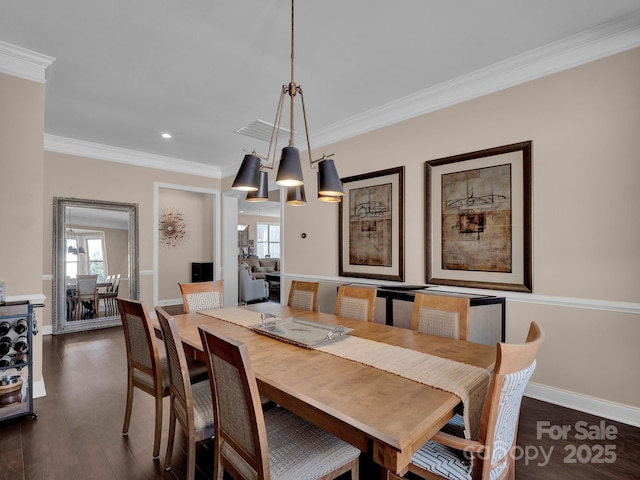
[54,198,138,334]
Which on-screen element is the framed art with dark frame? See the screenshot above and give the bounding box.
[425,141,532,292]
[339,166,405,282]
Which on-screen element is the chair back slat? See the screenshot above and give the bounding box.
[478,322,544,478]
[76,274,98,296]
[287,281,319,311]
[156,308,190,413]
[179,281,223,313]
[411,293,470,340]
[334,285,376,322]
[118,299,159,375]
[199,327,268,479]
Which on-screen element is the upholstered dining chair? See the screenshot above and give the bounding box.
[99,273,120,316]
[118,299,208,459]
[334,285,377,322]
[179,280,223,313]
[198,326,361,480]
[287,280,320,311]
[74,274,98,319]
[155,307,215,479]
[391,322,544,480]
[410,293,470,341]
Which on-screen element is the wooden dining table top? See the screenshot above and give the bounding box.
[168,302,496,476]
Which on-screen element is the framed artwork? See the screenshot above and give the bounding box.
[339,166,404,281]
[425,141,532,292]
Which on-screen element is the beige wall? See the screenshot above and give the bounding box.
[42,151,221,327]
[282,48,640,410]
[158,188,214,302]
[0,72,45,384]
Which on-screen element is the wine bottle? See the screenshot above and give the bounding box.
[0,321,10,336]
[0,337,11,356]
[13,336,28,354]
[13,318,28,334]
[0,355,15,367]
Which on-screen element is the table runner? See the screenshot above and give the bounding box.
[199,307,489,438]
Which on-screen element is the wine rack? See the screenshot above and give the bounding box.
[0,301,37,421]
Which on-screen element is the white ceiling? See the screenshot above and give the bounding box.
[2,0,640,181]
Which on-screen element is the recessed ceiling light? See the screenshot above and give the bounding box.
[161,132,172,139]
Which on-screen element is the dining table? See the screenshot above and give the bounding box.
[168,302,496,477]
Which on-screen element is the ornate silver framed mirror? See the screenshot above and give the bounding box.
[53,197,139,334]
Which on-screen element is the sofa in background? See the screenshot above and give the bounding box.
[241,257,280,280]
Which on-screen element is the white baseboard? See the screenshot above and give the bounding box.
[525,382,640,428]
[33,378,47,399]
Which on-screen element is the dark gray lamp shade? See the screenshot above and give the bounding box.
[231,154,261,191]
[245,171,269,202]
[276,146,304,187]
[286,185,306,206]
[317,159,344,196]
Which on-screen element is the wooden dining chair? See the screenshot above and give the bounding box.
[391,322,544,480]
[118,299,208,459]
[287,280,320,311]
[99,273,120,316]
[75,274,98,319]
[178,280,223,313]
[155,307,215,479]
[410,293,470,341]
[198,325,361,480]
[334,285,377,322]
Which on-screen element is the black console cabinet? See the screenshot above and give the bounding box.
[191,262,213,282]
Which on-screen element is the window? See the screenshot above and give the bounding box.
[256,223,280,258]
[65,231,108,281]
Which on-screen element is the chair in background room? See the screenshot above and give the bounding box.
[391,322,544,480]
[287,280,320,311]
[156,307,215,479]
[334,285,377,322]
[99,273,120,316]
[178,280,223,313]
[410,293,470,341]
[198,326,361,480]
[74,274,98,319]
[118,299,208,459]
[238,264,268,304]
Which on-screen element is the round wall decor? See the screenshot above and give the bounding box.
[159,208,190,249]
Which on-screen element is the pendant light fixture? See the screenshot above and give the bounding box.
[245,170,269,202]
[231,0,344,204]
[66,221,86,255]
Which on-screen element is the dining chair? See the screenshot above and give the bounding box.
[391,322,544,480]
[287,280,320,311]
[198,326,361,480]
[334,285,377,322]
[74,274,99,319]
[100,273,120,316]
[155,307,215,479]
[118,299,208,459]
[179,280,223,313]
[410,293,470,341]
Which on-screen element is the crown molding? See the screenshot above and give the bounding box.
[311,10,640,148]
[44,134,221,178]
[0,41,55,84]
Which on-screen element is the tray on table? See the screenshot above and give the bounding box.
[249,317,353,348]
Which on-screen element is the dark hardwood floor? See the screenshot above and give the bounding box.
[1,324,638,480]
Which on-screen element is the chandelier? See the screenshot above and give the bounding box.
[231,0,344,205]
